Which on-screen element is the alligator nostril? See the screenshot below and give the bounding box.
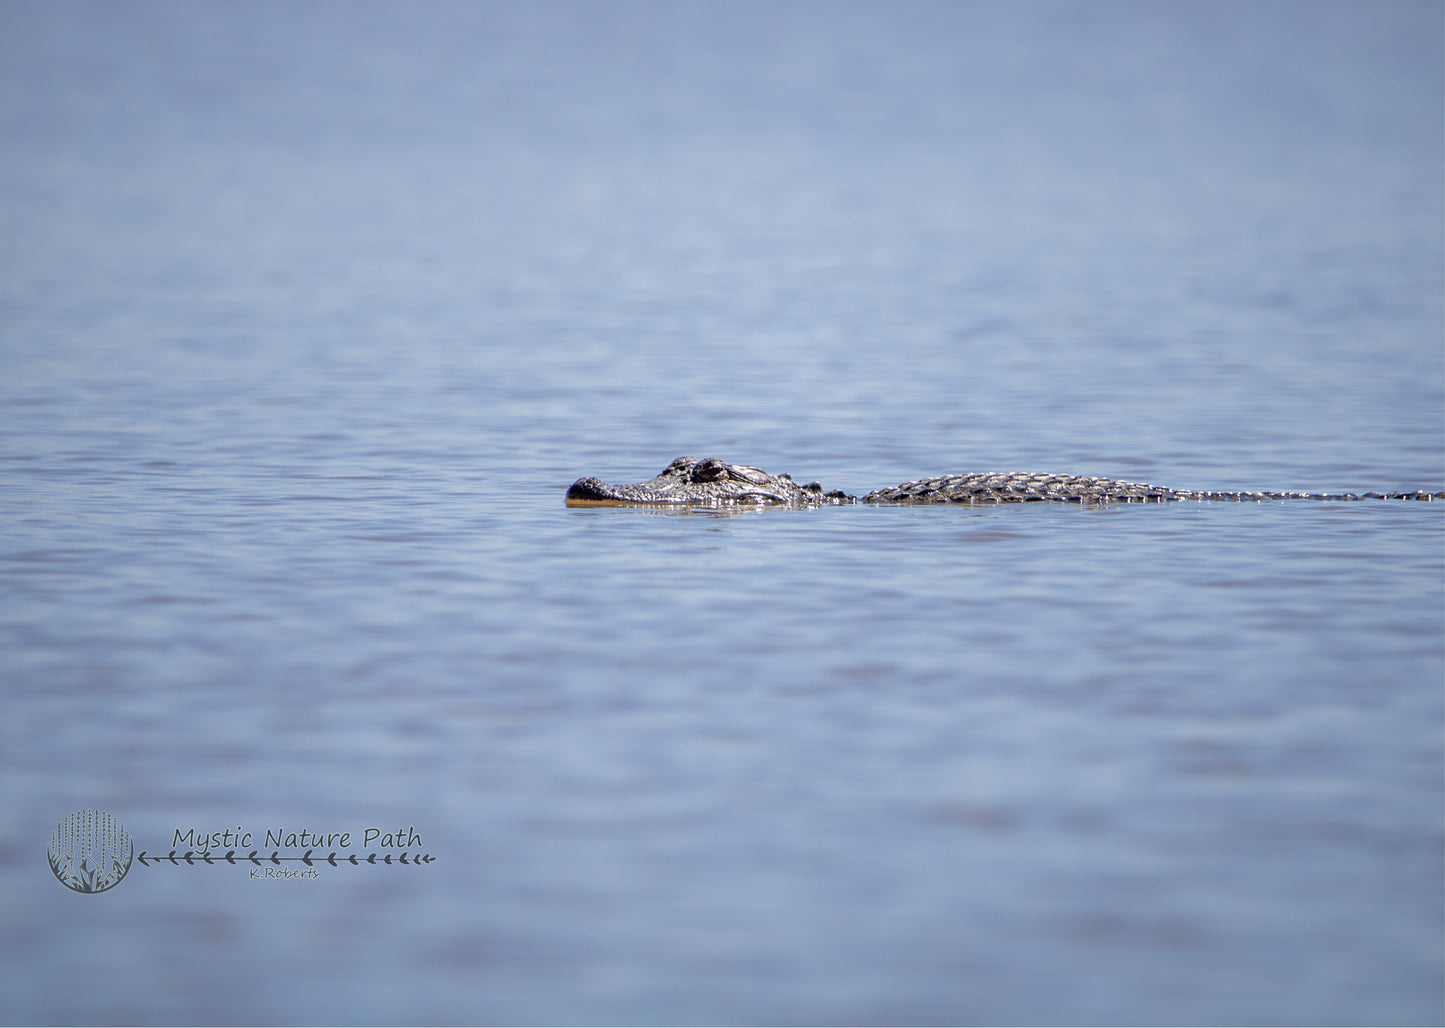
[565,477,612,501]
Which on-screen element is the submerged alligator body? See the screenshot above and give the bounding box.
[566,456,1443,507]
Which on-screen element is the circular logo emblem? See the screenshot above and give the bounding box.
[48,809,133,893]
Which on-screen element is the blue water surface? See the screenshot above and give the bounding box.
[1,1,1442,1024]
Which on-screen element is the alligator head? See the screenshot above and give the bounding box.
[566,456,855,506]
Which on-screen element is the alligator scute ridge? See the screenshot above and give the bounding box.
[566,456,1444,507]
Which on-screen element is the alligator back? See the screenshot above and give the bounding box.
[863,472,1181,504]
[864,473,1442,504]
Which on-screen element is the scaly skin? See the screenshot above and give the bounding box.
[566,457,1443,507]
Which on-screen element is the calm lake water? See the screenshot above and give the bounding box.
[2,1,1442,1024]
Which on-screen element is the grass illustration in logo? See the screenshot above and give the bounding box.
[48,809,134,893]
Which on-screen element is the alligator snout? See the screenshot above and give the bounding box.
[564,477,621,503]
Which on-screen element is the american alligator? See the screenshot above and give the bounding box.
[566,456,1443,507]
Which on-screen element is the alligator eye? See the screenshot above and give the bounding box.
[692,458,730,482]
